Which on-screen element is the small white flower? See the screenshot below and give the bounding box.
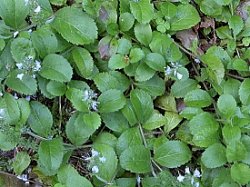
[185,167,191,174]
[99,156,106,163]
[28,29,32,34]
[0,92,3,97]
[165,66,172,75]
[91,101,99,111]
[91,165,99,173]
[193,169,201,178]
[83,90,89,101]
[177,174,185,182]
[25,96,31,101]
[13,93,18,99]
[32,74,36,78]
[136,175,141,184]
[27,55,34,60]
[16,63,23,69]
[176,72,183,80]
[17,174,28,182]
[191,177,194,185]
[195,182,200,187]
[194,58,200,64]
[34,5,41,13]
[34,60,41,71]
[24,0,29,6]
[17,73,24,80]
[0,108,5,119]
[13,31,19,38]
[91,149,99,157]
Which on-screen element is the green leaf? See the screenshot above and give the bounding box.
[66,112,101,146]
[130,89,154,124]
[135,62,155,82]
[0,93,20,125]
[129,48,145,63]
[12,151,30,175]
[242,135,250,165]
[222,125,241,145]
[120,145,151,173]
[6,72,37,95]
[52,7,97,45]
[11,38,35,63]
[0,131,19,151]
[27,101,53,137]
[214,0,233,5]
[117,38,132,55]
[149,31,172,55]
[31,26,58,58]
[116,127,142,154]
[121,100,138,126]
[135,75,165,97]
[226,141,247,162]
[119,12,135,32]
[170,4,200,31]
[94,72,119,92]
[160,2,177,19]
[164,112,182,133]
[38,138,64,176]
[108,54,128,70]
[188,112,219,147]
[110,71,130,92]
[239,78,250,105]
[0,0,29,29]
[201,52,225,85]
[46,81,66,96]
[217,94,236,118]
[144,53,165,72]
[184,89,212,108]
[228,15,243,37]
[129,0,154,24]
[58,165,93,187]
[180,107,203,120]
[232,58,248,71]
[154,140,192,168]
[16,98,30,127]
[65,88,89,112]
[201,143,227,168]
[71,47,94,79]
[171,78,198,98]
[134,23,152,46]
[116,178,136,187]
[39,54,73,82]
[50,0,66,6]
[143,110,167,130]
[37,75,54,99]
[216,26,233,40]
[98,89,126,113]
[231,163,250,185]
[92,144,118,182]
[94,132,118,148]
[200,0,222,17]
[102,111,129,133]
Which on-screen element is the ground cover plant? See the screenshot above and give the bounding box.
[0,0,250,186]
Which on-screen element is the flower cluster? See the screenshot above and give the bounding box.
[16,55,41,80]
[84,149,107,174]
[165,62,183,80]
[82,89,99,111]
[177,167,201,187]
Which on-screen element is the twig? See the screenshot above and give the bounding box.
[226,72,245,80]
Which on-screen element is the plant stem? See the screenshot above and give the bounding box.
[139,124,157,177]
